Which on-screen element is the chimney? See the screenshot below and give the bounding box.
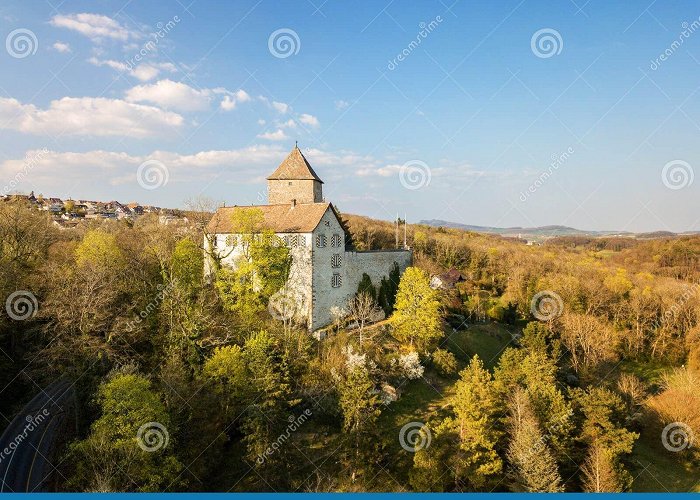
[291,199,297,208]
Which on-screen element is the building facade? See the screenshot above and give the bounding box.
[206,146,412,331]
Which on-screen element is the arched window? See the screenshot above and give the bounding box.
[331,254,342,268]
[331,234,342,247]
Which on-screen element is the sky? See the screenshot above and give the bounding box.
[0,0,698,232]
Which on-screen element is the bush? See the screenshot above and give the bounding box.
[432,348,458,376]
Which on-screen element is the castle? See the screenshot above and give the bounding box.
[206,146,412,331]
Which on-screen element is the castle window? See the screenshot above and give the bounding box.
[288,181,292,185]
[332,273,342,288]
[297,235,306,247]
[289,235,298,247]
[331,234,342,247]
[331,254,342,268]
[316,234,327,248]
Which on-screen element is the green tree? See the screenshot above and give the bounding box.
[391,267,442,353]
[506,388,563,492]
[572,387,638,492]
[338,365,382,484]
[377,263,401,315]
[68,372,183,492]
[451,355,503,490]
[356,273,376,301]
[215,208,290,322]
[171,237,203,298]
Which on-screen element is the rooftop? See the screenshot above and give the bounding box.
[266,146,323,184]
[208,202,332,234]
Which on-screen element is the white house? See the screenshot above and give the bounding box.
[206,146,412,331]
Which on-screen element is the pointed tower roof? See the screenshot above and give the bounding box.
[267,146,323,184]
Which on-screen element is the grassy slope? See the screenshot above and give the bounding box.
[374,322,515,487]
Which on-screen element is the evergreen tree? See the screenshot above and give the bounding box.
[356,273,376,301]
[506,389,563,492]
[451,355,503,490]
[581,443,623,493]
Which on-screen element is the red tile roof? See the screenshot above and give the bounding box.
[207,202,333,234]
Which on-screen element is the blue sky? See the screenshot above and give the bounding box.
[0,0,698,232]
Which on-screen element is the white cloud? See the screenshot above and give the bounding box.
[0,96,183,138]
[335,100,350,110]
[50,13,137,42]
[299,113,320,127]
[0,145,289,191]
[257,129,288,141]
[279,119,297,129]
[88,57,177,82]
[220,95,237,111]
[125,79,212,112]
[219,89,250,111]
[51,41,71,53]
[272,101,289,114]
[257,119,266,125]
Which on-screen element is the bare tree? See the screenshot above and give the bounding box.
[348,292,381,346]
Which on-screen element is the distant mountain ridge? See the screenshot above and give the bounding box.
[418,219,697,239]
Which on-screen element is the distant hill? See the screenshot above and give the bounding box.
[416,219,689,240]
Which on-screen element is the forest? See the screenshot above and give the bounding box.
[0,199,698,492]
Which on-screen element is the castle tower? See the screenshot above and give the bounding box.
[267,146,323,204]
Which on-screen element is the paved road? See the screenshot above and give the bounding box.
[0,380,75,492]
